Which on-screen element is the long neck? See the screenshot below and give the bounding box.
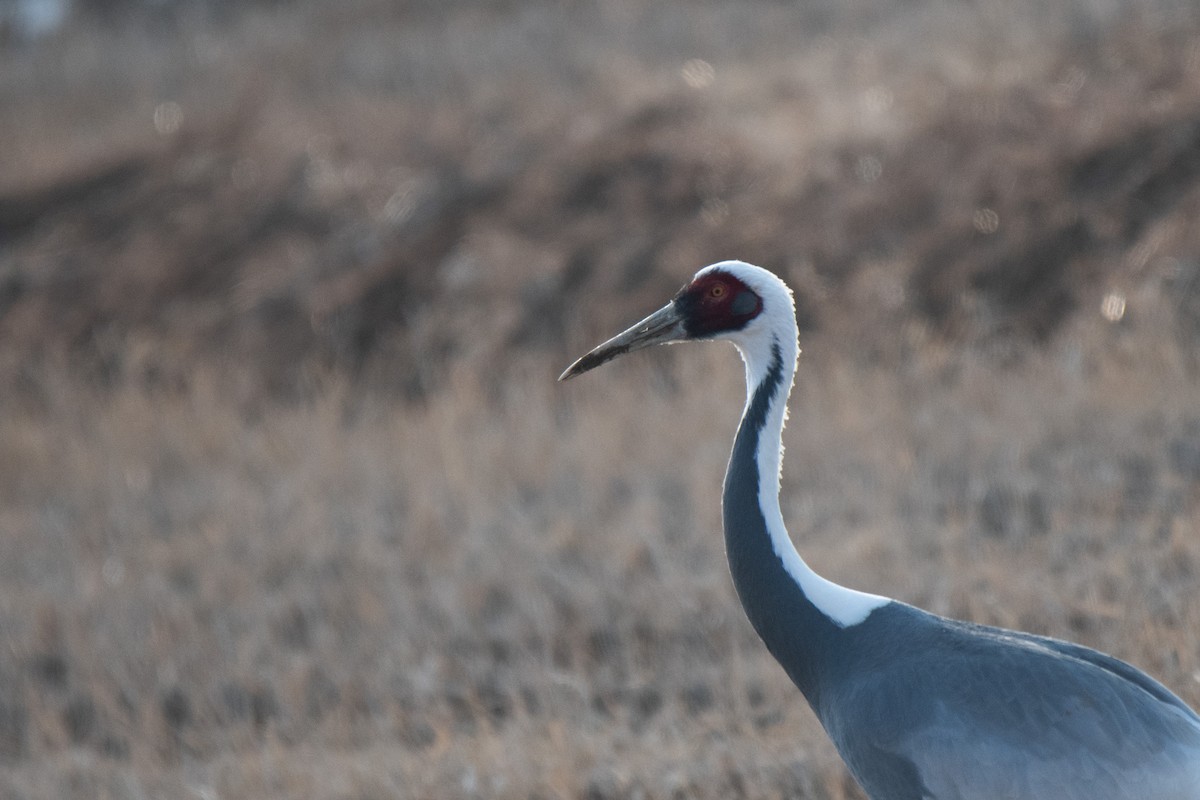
[723,333,888,703]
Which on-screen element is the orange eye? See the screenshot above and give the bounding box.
[709,284,726,299]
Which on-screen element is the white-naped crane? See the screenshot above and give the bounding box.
[560,261,1200,799]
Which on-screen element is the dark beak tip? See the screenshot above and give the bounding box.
[558,301,681,384]
[557,352,601,382]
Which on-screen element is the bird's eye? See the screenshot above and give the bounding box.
[709,284,726,299]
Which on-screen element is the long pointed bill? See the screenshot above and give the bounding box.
[558,302,687,381]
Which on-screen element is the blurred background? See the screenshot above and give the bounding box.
[2,0,1200,797]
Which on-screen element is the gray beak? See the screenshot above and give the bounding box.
[558,302,687,381]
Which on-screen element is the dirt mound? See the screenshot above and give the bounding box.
[2,12,1200,400]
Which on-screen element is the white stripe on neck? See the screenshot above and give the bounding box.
[740,335,890,628]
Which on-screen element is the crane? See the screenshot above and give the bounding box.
[559,261,1200,799]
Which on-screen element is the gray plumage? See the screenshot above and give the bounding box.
[822,606,1200,798]
[561,262,1200,799]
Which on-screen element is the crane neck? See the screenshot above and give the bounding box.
[723,328,890,695]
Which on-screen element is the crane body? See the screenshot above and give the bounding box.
[560,261,1200,799]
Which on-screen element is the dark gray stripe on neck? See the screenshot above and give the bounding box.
[723,339,840,703]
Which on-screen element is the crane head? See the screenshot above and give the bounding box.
[559,264,765,380]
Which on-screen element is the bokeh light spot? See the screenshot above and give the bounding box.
[1101,292,1126,322]
[701,198,729,226]
[863,85,894,115]
[153,101,184,135]
[384,185,418,224]
[681,59,715,89]
[855,155,882,183]
[973,208,1000,234]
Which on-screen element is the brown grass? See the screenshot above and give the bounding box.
[1,2,1199,798]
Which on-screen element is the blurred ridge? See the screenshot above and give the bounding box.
[2,5,1200,401]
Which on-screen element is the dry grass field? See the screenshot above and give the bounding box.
[2,1,1200,798]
